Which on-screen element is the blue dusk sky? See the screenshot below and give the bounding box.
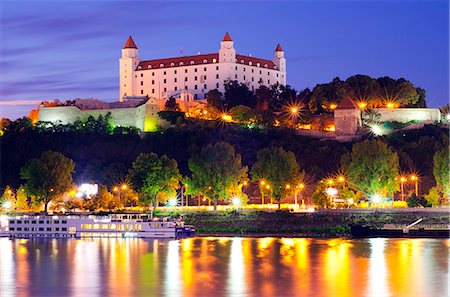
[0,0,448,119]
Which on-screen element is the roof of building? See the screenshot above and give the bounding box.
[275,43,283,52]
[222,32,233,41]
[136,53,277,71]
[336,97,357,110]
[123,36,137,49]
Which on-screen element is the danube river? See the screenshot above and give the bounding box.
[0,237,448,297]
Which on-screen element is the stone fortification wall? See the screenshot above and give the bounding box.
[373,108,441,123]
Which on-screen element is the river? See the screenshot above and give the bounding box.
[0,237,448,297]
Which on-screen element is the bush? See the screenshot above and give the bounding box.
[406,193,431,208]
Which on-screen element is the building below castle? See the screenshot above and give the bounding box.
[120,33,286,101]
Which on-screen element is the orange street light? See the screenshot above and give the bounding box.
[327,179,334,186]
[291,107,298,114]
[260,180,265,186]
[329,104,337,110]
[121,184,128,190]
[399,176,407,201]
[286,184,291,189]
[113,187,119,192]
[337,175,346,188]
[410,175,419,195]
[358,102,367,109]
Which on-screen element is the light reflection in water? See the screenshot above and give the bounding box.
[0,237,447,297]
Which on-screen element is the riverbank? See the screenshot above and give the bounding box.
[180,209,450,237]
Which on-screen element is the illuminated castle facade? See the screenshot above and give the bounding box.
[119,33,286,101]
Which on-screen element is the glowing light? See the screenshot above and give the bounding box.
[329,104,337,110]
[299,183,305,189]
[358,102,367,109]
[265,185,270,190]
[2,201,12,209]
[243,181,247,186]
[231,197,241,206]
[291,107,298,114]
[113,187,119,192]
[371,124,383,136]
[260,181,265,186]
[7,190,12,195]
[286,184,291,189]
[327,179,334,186]
[76,184,98,198]
[410,175,417,181]
[221,114,232,122]
[372,193,382,204]
[121,184,128,190]
[338,176,345,182]
[386,102,395,109]
[400,177,407,183]
[168,198,178,207]
[446,114,450,121]
[325,187,338,197]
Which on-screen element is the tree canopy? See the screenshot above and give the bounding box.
[251,146,301,209]
[433,148,449,197]
[188,141,248,210]
[20,150,75,212]
[347,140,399,197]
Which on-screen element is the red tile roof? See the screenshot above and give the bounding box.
[123,36,137,49]
[136,53,277,70]
[223,32,232,41]
[336,97,356,110]
[275,44,283,52]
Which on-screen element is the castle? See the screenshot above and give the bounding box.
[119,33,286,101]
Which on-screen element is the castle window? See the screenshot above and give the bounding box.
[152,89,155,94]
[203,59,207,63]
[276,74,279,78]
[216,66,219,70]
[138,66,142,70]
[180,62,184,66]
[241,60,244,63]
[268,80,270,84]
[252,77,254,82]
[152,80,155,84]
[148,65,152,69]
[164,71,166,75]
[257,63,260,67]
[185,77,188,82]
[203,84,207,89]
[195,76,198,81]
[164,87,167,92]
[185,86,188,90]
[213,59,217,63]
[252,69,254,73]
[260,70,262,74]
[216,74,219,79]
[244,76,246,80]
[235,66,238,70]
[195,85,198,90]
[185,69,188,73]
[204,75,207,80]
[243,67,246,72]
[160,64,164,67]
[141,90,144,94]
[267,72,270,76]
[235,74,237,79]
[195,68,197,72]
[164,79,167,83]
[174,70,177,74]
[264,64,268,68]
[249,62,252,66]
[170,63,175,67]
[152,72,155,76]
[190,61,195,65]
[203,67,207,71]
[174,78,177,83]
[216,83,219,88]
[141,73,143,77]
[175,87,178,91]
[140,81,143,86]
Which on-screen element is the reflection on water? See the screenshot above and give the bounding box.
[0,237,448,297]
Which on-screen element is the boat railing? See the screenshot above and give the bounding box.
[383,223,449,230]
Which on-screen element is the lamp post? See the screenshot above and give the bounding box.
[290,107,298,129]
[400,177,406,201]
[298,183,305,208]
[260,181,266,205]
[410,175,419,196]
[337,176,345,189]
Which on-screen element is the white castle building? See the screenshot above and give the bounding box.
[119,33,286,101]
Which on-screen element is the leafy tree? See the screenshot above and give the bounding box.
[433,148,449,197]
[308,77,346,114]
[188,142,248,210]
[406,193,430,208]
[424,187,441,207]
[255,85,271,111]
[85,185,117,211]
[20,151,75,213]
[15,186,29,211]
[128,153,181,214]
[206,89,224,110]
[347,140,399,197]
[312,180,332,208]
[345,75,379,106]
[251,147,301,209]
[229,105,260,125]
[376,77,419,107]
[165,97,181,111]
[224,80,255,108]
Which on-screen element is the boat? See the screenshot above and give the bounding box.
[3,213,195,239]
[350,218,449,238]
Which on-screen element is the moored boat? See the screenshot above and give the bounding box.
[3,213,195,239]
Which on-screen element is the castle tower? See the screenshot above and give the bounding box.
[273,43,286,72]
[119,36,140,100]
[219,32,236,63]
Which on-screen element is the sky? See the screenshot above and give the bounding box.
[0,0,448,119]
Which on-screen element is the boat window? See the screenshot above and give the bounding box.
[9,227,14,231]
[24,221,29,224]
[55,228,59,231]
[39,227,44,231]
[47,220,51,224]
[39,220,44,224]
[17,220,22,224]
[10,220,14,224]
[32,221,36,224]
[62,228,67,232]
[62,220,67,224]
[54,220,59,224]
[46,228,51,231]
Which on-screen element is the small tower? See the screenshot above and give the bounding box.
[273,43,286,73]
[219,32,236,63]
[119,36,140,100]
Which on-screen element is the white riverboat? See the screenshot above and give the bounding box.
[2,213,195,239]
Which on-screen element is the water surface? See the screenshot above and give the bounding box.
[0,237,448,297]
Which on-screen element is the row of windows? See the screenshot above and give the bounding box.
[139,59,220,70]
[11,220,67,224]
[81,223,142,231]
[139,66,217,77]
[10,227,68,232]
[141,74,216,86]
[141,83,214,95]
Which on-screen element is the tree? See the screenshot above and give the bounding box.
[206,89,224,110]
[424,187,441,207]
[376,77,419,107]
[224,80,255,108]
[128,153,181,215]
[433,148,449,197]
[347,140,399,197]
[188,142,248,210]
[15,186,29,211]
[312,180,332,208]
[85,185,116,211]
[406,193,430,208]
[20,151,75,213]
[165,97,181,111]
[255,85,271,111]
[251,147,301,209]
[229,105,260,125]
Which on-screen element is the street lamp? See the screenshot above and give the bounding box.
[337,176,346,189]
[290,107,299,129]
[400,176,407,201]
[260,181,266,205]
[298,183,305,208]
[410,175,419,196]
